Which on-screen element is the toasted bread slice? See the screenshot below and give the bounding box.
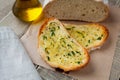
[43,0,109,22]
[38,18,89,71]
[64,23,109,51]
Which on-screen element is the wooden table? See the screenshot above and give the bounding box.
[0,0,119,38]
[0,0,120,80]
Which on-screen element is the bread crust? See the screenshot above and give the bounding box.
[38,18,90,71]
[43,0,110,22]
[98,4,109,22]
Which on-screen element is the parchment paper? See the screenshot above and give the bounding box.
[21,6,120,80]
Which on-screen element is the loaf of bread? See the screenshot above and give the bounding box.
[64,23,109,51]
[43,0,109,22]
[38,18,90,71]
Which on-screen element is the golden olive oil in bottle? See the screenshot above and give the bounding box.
[12,0,43,22]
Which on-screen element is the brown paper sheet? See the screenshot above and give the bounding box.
[21,6,120,80]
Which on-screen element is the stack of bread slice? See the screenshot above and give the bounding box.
[38,0,109,72]
[38,18,109,71]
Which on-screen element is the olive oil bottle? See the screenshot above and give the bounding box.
[12,0,43,22]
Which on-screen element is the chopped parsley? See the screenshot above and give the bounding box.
[76,31,85,38]
[86,45,88,47]
[66,28,72,30]
[71,51,75,56]
[68,53,71,56]
[51,31,55,36]
[97,37,102,40]
[77,61,81,64]
[43,35,47,40]
[45,48,49,54]
[76,51,81,55]
[57,26,60,29]
[47,56,50,61]
[49,27,56,36]
[88,40,90,43]
[67,44,72,48]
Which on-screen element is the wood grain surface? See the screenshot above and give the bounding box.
[0,0,117,38]
[109,35,120,80]
[0,0,120,80]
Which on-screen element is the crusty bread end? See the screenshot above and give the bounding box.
[43,0,109,22]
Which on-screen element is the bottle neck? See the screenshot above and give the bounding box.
[15,0,40,8]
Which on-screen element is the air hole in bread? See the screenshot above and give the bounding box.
[96,7,99,9]
[92,9,95,12]
[62,15,64,17]
[75,4,79,7]
[69,15,71,17]
[83,8,86,10]
[46,11,49,14]
[52,15,54,17]
[55,12,58,15]
[82,14,86,16]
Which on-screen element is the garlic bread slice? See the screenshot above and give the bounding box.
[38,18,89,71]
[65,23,109,51]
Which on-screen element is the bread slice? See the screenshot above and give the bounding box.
[38,18,89,71]
[64,23,109,51]
[43,0,109,22]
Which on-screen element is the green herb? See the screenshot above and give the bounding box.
[49,27,56,31]
[97,37,102,40]
[86,45,88,47]
[88,40,90,43]
[68,36,70,38]
[71,51,75,56]
[68,53,71,56]
[50,42,54,47]
[61,44,65,47]
[63,55,66,57]
[101,34,103,37]
[57,26,60,29]
[47,56,50,61]
[66,26,75,30]
[67,44,72,48]
[76,51,81,55]
[60,38,66,44]
[51,31,55,36]
[76,31,85,38]
[72,26,75,29]
[45,48,49,54]
[63,40,66,44]
[49,27,56,36]
[66,28,72,30]
[50,22,56,26]
[43,35,47,40]
[77,61,81,64]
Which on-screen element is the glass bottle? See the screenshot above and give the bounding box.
[12,0,43,22]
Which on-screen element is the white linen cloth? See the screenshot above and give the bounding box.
[0,27,42,80]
